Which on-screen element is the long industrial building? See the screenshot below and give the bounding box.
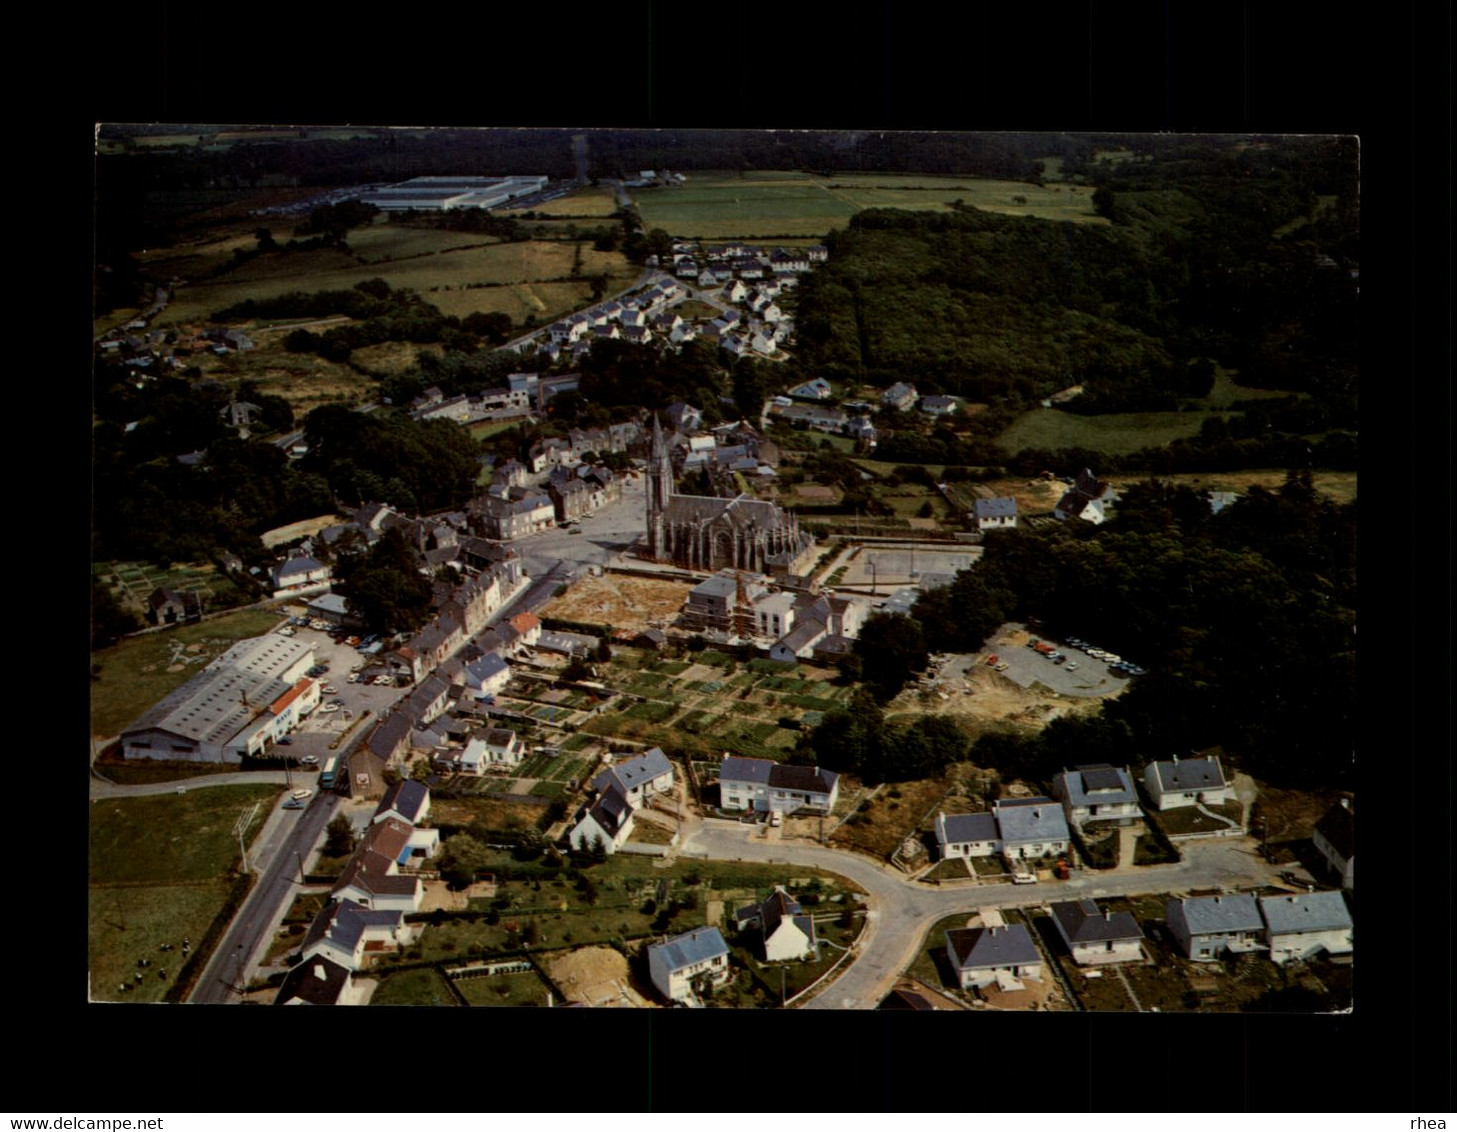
[361,176,548,212]
[119,636,319,763]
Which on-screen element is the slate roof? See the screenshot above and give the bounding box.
[301,899,403,957]
[274,955,352,1006]
[974,497,1018,519]
[592,747,673,795]
[720,755,772,785]
[1166,893,1264,937]
[937,812,999,845]
[946,924,1041,970]
[585,787,632,839]
[375,779,429,825]
[1050,900,1144,944]
[650,927,728,972]
[1149,757,1227,794]
[878,988,935,1011]
[993,798,1070,844]
[464,653,509,686]
[365,712,416,761]
[1059,765,1138,807]
[1258,891,1353,935]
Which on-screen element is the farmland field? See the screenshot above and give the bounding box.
[631,173,1107,239]
[501,185,619,218]
[153,238,635,327]
[995,406,1235,457]
[89,783,277,1002]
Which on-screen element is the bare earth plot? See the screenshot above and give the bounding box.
[546,946,653,1007]
[541,574,692,633]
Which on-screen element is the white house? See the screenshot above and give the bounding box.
[881,382,918,411]
[1052,764,1142,827]
[298,900,414,972]
[1054,469,1116,524]
[934,811,1000,860]
[483,728,525,767]
[1049,899,1145,965]
[647,927,731,1004]
[273,954,368,1006]
[946,924,1043,990]
[1143,754,1234,811]
[974,497,1018,531]
[330,819,425,913]
[1166,893,1266,961]
[373,779,431,827]
[271,555,331,592]
[568,787,635,855]
[1259,891,1353,965]
[462,653,512,699]
[718,756,839,815]
[1311,798,1354,892]
[992,798,1071,860]
[734,887,817,962]
[591,748,674,809]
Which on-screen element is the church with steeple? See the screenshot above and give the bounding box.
[642,415,816,577]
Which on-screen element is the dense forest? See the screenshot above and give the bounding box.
[800,473,1356,791]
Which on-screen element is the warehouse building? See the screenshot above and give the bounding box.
[119,636,318,763]
[361,176,548,212]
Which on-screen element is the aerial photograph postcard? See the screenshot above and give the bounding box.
[90,127,1357,1011]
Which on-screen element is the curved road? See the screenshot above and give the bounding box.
[678,820,1282,1010]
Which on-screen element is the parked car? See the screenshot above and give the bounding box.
[282,799,306,810]
[292,789,313,800]
[276,736,293,745]
[320,703,340,714]
[1066,662,1079,671]
[330,697,345,706]
[321,685,337,694]
[1052,655,1067,665]
[299,755,318,765]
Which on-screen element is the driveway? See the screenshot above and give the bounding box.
[679,822,1283,1009]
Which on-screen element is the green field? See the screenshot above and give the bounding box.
[89,783,278,1002]
[370,967,459,1006]
[631,173,1107,239]
[454,968,555,1007]
[996,406,1234,457]
[89,609,285,739]
[154,238,635,328]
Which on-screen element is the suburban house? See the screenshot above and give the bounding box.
[973,497,1018,531]
[273,954,365,1006]
[647,927,731,1005]
[568,787,635,855]
[330,819,428,913]
[1311,798,1354,891]
[462,653,512,699]
[1143,754,1234,811]
[920,394,958,415]
[934,811,1000,860]
[1166,893,1266,961]
[304,592,362,630]
[590,748,675,809]
[718,755,840,816]
[298,900,414,972]
[992,798,1072,860]
[881,381,918,411]
[271,554,332,593]
[1054,468,1116,524]
[734,887,818,962]
[1259,891,1354,964]
[483,728,525,766]
[145,587,200,625]
[1052,765,1142,828]
[373,779,430,827]
[945,924,1044,990]
[1049,899,1145,965]
[788,377,833,400]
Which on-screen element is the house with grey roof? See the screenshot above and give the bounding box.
[590,748,675,809]
[974,497,1018,531]
[920,394,958,415]
[1049,899,1145,965]
[462,653,512,699]
[273,954,364,1006]
[881,381,918,411]
[1259,891,1353,964]
[1143,754,1233,811]
[718,755,839,816]
[1054,468,1116,525]
[331,818,430,912]
[1311,798,1354,891]
[934,811,1000,860]
[299,899,414,972]
[374,779,431,827]
[1166,893,1266,961]
[946,924,1043,990]
[993,797,1071,860]
[568,787,635,856]
[1053,765,1142,827]
[647,927,731,1004]
[270,554,331,593]
[734,887,817,962]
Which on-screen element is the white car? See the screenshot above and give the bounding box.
[373,675,394,686]
[319,703,340,714]
[292,789,313,800]
[1066,662,1079,671]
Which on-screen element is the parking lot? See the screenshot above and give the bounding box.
[280,623,408,743]
[943,624,1139,699]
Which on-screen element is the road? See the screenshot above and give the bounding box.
[90,770,293,799]
[190,790,342,1004]
[677,819,1282,1009]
